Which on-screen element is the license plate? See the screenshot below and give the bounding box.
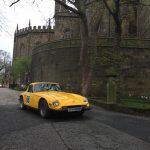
[68,107,82,112]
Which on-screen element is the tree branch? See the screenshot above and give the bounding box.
[55,0,82,16]
[68,0,75,6]
[102,0,114,16]
[9,0,21,7]
[0,65,4,71]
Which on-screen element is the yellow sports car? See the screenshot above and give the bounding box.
[19,82,90,118]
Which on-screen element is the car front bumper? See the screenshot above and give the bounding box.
[49,105,91,113]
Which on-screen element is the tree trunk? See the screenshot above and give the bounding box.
[113,23,121,100]
[113,30,121,69]
[80,19,97,96]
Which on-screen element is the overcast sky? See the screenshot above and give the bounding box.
[0,0,55,58]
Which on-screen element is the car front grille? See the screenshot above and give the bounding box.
[62,105,84,109]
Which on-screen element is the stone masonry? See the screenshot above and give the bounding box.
[13,1,150,97]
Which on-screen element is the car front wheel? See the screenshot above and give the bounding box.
[19,97,26,110]
[39,100,49,118]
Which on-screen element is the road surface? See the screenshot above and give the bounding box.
[0,88,150,150]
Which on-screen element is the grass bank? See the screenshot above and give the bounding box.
[89,97,150,116]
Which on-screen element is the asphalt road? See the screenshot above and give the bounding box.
[0,88,150,150]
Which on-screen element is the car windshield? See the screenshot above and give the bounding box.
[34,83,61,92]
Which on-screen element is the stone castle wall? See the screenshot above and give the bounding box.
[31,38,150,97]
[13,1,150,60]
[54,15,80,40]
[13,25,54,59]
[31,39,81,93]
[12,1,150,98]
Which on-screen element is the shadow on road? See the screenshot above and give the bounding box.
[0,104,91,134]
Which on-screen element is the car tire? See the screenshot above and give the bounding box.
[39,100,49,118]
[19,97,26,110]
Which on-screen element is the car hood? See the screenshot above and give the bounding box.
[36,91,84,105]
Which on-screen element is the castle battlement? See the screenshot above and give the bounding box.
[15,25,55,36]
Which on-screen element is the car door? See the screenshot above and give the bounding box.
[24,84,34,107]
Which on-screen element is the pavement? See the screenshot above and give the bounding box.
[0,88,150,150]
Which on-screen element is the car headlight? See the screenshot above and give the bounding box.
[83,98,88,103]
[52,100,59,106]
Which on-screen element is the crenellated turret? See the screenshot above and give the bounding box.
[13,21,55,62]
[29,19,31,27]
[16,24,19,31]
[15,25,54,36]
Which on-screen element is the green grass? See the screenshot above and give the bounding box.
[119,99,150,110]
[90,97,150,110]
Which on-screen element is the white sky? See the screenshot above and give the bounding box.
[0,0,55,58]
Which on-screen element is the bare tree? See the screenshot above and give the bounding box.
[0,50,11,87]
[99,0,150,100]
[0,1,11,35]
[50,0,104,96]
[10,0,103,96]
[0,50,10,71]
[101,0,150,63]
[101,0,122,68]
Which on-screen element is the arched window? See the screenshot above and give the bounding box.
[121,16,129,37]
[129,6,137,37]
[64,28,72,39]
[129,20,137,36]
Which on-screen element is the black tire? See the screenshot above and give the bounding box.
[39,100,49,118]
[19,97,26,110]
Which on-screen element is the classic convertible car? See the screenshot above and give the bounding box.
[19,82,90,118]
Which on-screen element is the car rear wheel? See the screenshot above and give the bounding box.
[39,100,49,118]
[19,97,26,110]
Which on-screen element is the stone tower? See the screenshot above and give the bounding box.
[13,0,150,61]
[13,20,54,60]
[54,0,80,40]
[55,0,66,14]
